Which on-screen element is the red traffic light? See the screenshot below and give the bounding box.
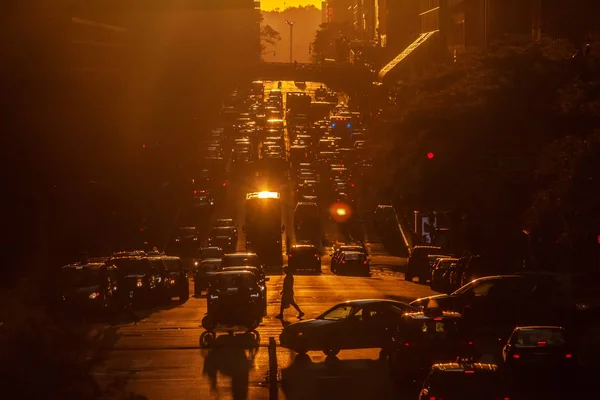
[427,152,435,159]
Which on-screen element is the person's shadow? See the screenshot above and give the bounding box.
[202,333,259,400]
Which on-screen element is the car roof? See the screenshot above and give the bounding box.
[343,251,364,255]
[403,310,463,320]
[513,325,565,331]
[216,218,234,222]
[214,270,255,276]
[62,262,105,270]
[221,266,258,270]
[292,244,316,249]
[413,245,442,249]
[202,247,223,250]
[431,363,498,372]
[201,258,222,263]
[224,252,257,257]
[341,299,415,308]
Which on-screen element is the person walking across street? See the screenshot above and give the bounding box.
[275,267,304,319]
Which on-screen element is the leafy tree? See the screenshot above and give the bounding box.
[311,22,358,63]
[369,39,600,262]
[260,14,281,55]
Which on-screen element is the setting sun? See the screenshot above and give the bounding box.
[261,0,321,11]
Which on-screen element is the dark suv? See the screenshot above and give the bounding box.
[61,262,120,314]
[288,244,321,274]
[389,309,471,386]
[108,255,161,306]
[158,256,189,302]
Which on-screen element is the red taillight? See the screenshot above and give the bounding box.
[403,342,410,347]
[194,190,197,194]
[363,261,367,264]
[223,181,227,187]
[351,183,355,187]
[314,254,319,258]
[139,228,144,232]
[288,254,292,258]
[434,317,442,321]
[537,341,546,346]
[468,341,473,345]
[512,354,520,359]
[341,260,346,264]
[565,353,573,359]
[464,370,475,374]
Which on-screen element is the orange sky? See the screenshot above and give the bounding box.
[261,0,322,11]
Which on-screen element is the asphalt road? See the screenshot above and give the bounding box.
[92,81,436,399]
[93,254,436,400]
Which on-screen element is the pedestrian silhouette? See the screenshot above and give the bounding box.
[275,267,304,319]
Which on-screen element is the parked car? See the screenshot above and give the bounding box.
[60,262,120,314]
[405,246,442,282]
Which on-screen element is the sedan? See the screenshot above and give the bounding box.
[279,299,415,356]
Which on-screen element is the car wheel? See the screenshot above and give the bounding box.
[199,331,216,348]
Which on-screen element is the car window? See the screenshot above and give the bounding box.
[200,262,220,272]
[514,329,565,347]
[319,304,357,321]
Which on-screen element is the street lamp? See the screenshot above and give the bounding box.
[286,20,294,64]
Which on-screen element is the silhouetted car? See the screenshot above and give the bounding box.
[410,275,572,338]
[61,263,120,313]
[194,258,221,295]
[330,245,366,273]
[217,265,269,315]
[108,255,161,306]
[389,309,472,385]
[335,251,370,276]
[207,227,237,253]
[157,256,189,302]
[288,244,321,274]
[203,271,264,331]
[279,299,415,356]
[502,326,576,377]
[418,360,506,400]
[192,247,224,272]
[406,246,442,282]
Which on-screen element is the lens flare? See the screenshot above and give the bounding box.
[329,202,351,222]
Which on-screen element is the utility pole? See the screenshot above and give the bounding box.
[286,20,294,63]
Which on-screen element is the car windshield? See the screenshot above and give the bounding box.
[318,304,357,320]
[110,259,152,275]
[514,329,565,347]
[223,256,259,267]
[344,253,364,261]
[62,268,102,288]
[201,248,223,259]
[200,261,220,272]
[213,274,257,290]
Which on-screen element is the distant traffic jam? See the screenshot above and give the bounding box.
[60,80,598,399]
